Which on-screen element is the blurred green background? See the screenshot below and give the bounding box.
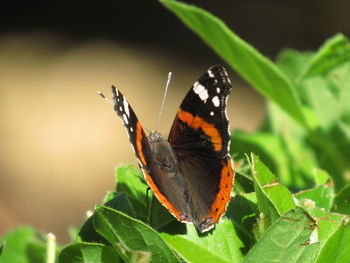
[0,1,349,242]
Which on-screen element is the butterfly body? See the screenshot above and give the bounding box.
[109,65,234,232]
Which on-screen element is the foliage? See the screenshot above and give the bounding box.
[1,1,350,262]
[2,159,349,262]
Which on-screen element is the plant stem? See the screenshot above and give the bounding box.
[46,233,56,263]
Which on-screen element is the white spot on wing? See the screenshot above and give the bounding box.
[224,96,229,119]
[216,87,221,93]
[212,96,220,107]
[131,144,136,154]
[123,97,130,117]
[208,70,214,77]
[123,114,129,125]
[193,82,203,92]
[210,111,214,116]
[130,127,133,132]
[119,106,123,112]
[193,82,209,101]
[137,158,143,168]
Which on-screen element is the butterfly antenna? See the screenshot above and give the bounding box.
[97,91,114,105]
[155,72,172,131]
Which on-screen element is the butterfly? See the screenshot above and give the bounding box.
[101,65,234,232]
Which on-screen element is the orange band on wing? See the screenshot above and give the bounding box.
[141,168,190,223]
[207,156,235,223]
[177,110,222,152]
[136,121,147,166]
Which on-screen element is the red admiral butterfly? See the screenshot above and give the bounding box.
[101,65,234,232]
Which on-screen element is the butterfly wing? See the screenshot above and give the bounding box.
[111,86,152,170]
[110,86,190,222]
[168,65,235,232]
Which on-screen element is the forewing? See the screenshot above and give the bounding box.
[168,65,232,158]
[111,86,152,170]
[111,86,189,223]
[168,65,234,232]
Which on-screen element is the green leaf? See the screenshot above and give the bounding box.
[303,34,350,78]
[27,240,46,263]
[251,154,295,229]
[116,165,147,201]
[149,195,179,232]
[224,196,258,252]
[115,165,148,219]
[68,227,80,243]
[103,191,118,203]
[315,220,350,263]
[295,59,350,187]
[59,242,120,263]
[276,48,314,82]
[234,129,316,188]
[160,0,308,128]
[116,165,180,231]
[161,219,243,263]
[233,159,254,194]
[161,234,227,263]
[273,37,350,189]
[243,207,319,263]
[266,99,348,189]
[105,193,137,218]
[295,173,334,211]
[79,193,135,244]
[232,131,285,176]
[94,206,180,263]
[78,213,108,244]
[313,169,330,185]
[233,172,254,195]
[239,192,257,205]
[301,76,339,130]
[0,227,47,263]
[336,64,350,123]
[332,185,350,215]
[301,204,345,243]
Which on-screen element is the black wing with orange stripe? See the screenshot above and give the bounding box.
[168,65,234,232]
[168,65,232,158]
[111,86,152,170]
[111,86,193,223]
[107,65,234,233]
